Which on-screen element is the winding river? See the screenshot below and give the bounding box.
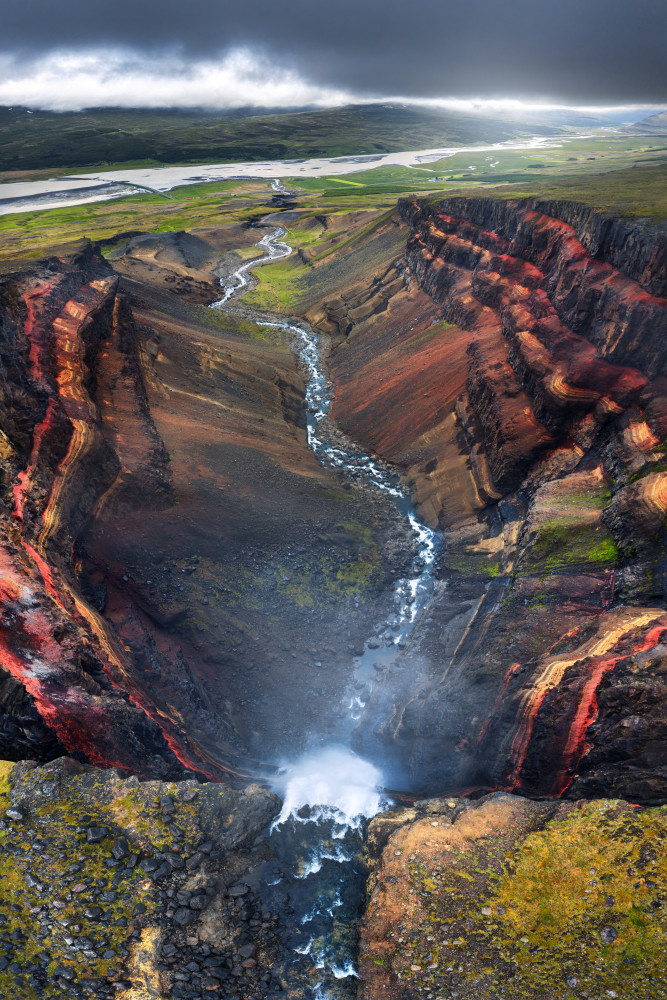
[0,135,567,215]
[211,226,439,676]
[210,224,441,997]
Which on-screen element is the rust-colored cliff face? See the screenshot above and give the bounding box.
[328,197,667,802]
[0,245,182,775]
[0,231,410,778]
[1,198,665,804]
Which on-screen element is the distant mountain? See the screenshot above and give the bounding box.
[625,110,667,134]
[487,106,657,128]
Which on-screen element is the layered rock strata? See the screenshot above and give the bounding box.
[0,245,183,777]
[0,231,411,778]
[326,197,667,802]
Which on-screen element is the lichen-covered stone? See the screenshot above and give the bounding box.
[0,756,279,999]
[360,793,667,1000]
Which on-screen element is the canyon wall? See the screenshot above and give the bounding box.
[0,231,412,780]
[0,243,183,776]
[328,196,667,802]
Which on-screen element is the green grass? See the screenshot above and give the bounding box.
[239,210,404,312]
[427,136,667,175]
[2,128,665,266]
[0,179,267,263]
[522,519,618,575]
[422,159,667,223]
[307,208,395,262]
[242,252,307,311]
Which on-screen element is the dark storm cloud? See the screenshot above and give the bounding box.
[2,0,666,104]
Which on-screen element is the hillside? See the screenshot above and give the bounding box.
[0,102,571,175]
[0,126,666,999]
[626,110,667,134]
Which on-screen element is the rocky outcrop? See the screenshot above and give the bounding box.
[401,194,667,300]
[0,756,281,999]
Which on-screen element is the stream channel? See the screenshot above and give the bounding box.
[210,222,442,997]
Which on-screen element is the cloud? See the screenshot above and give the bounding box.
[0,46,663,116]
[0,48,356,111]
[0,0,665,111]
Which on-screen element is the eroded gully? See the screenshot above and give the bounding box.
[210,224,443,998]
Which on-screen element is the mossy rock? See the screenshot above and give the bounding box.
[0,757,278,998]
[360,793,667,999]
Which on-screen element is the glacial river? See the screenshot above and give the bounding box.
[0,135,565,214]
[209,227,441,996]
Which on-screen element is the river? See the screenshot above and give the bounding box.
[209,227,441,997]
[0,135,567,214]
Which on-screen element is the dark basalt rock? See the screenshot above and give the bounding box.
[0,756,280,999]
[0,234,416,781]
[86,826,109,843]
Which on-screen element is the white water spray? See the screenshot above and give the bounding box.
[272,746,388,831]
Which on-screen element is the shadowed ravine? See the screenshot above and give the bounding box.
[208,225,441,996]
[211,227,440,737]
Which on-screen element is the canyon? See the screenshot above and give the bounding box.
[0,224,415,782]
[0,184,666,999]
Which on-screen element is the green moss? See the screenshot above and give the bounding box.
[480,802,667,998]
[335,552,381,592]
[0,769,206,998]
[445,549,502,578]
[273,521,383,607]
[522,519,618,575]
[629,459,667,483]
[192,302,290,347]
[0,761,12,806]
[368,802,667,999]
[173,519,385,641]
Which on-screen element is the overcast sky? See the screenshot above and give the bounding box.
[0,0,665,111]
